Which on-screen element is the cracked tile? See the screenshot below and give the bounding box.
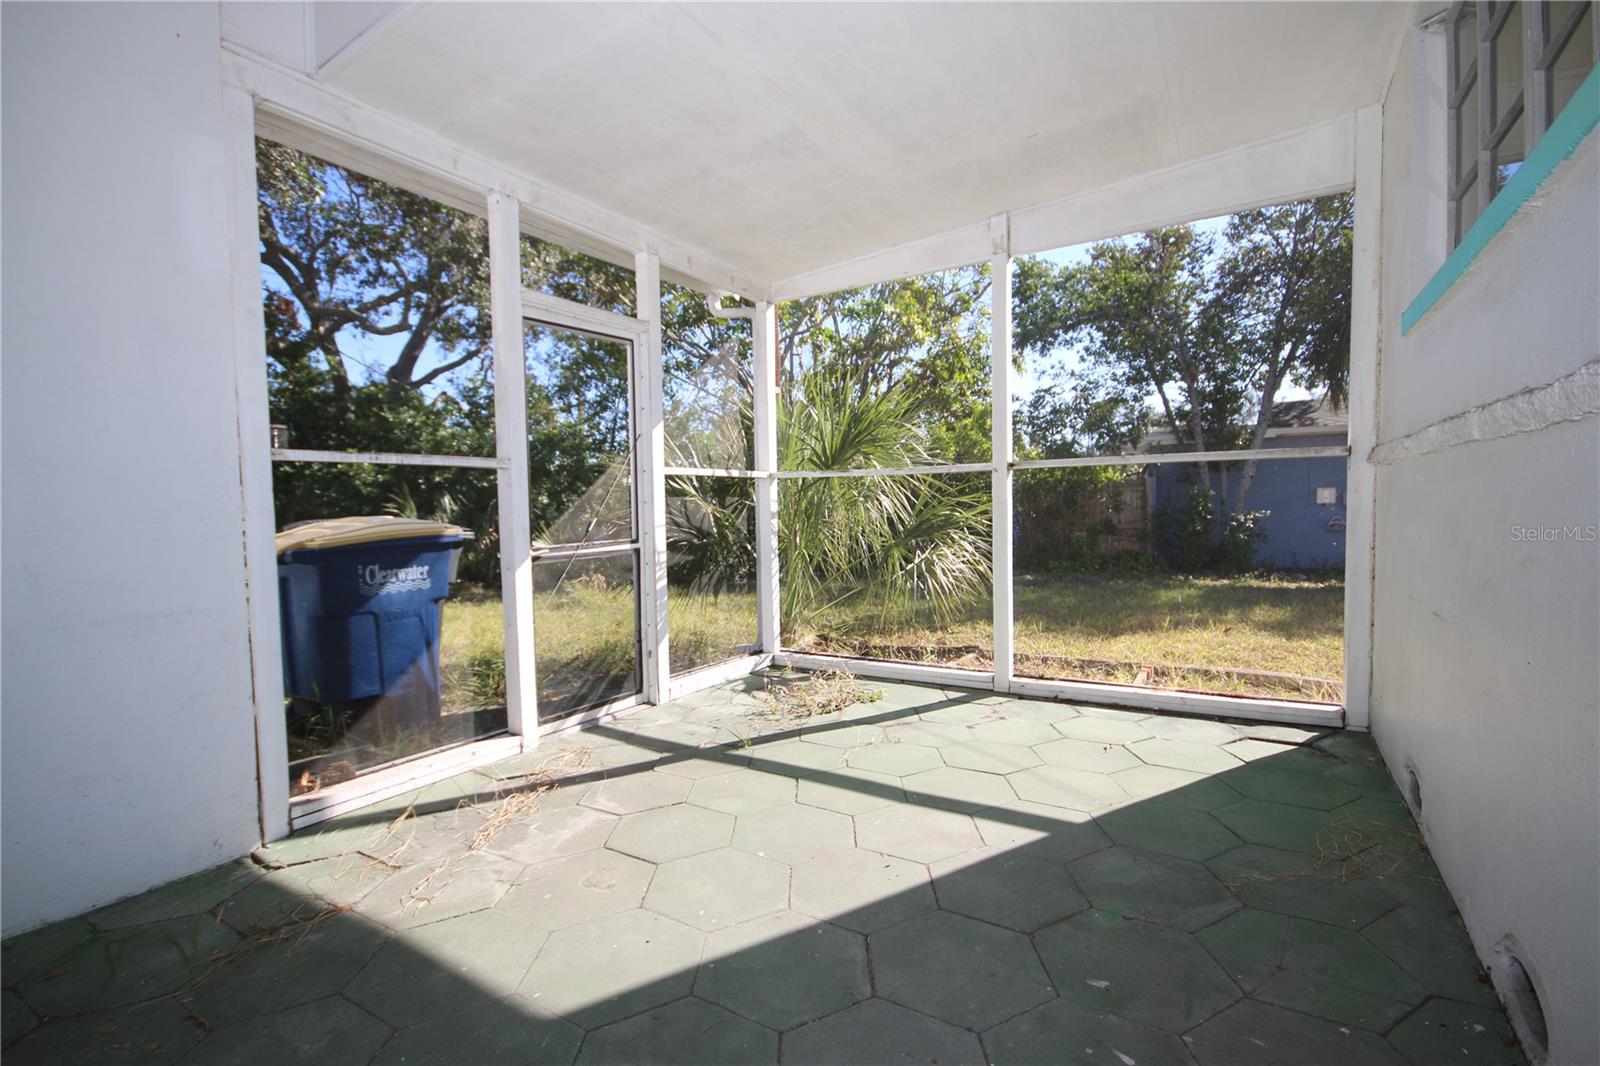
[5,998,202,1064]
[16,915,239,1017]
[182,910,389,1027]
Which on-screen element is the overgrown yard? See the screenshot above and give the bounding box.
[792,572,1343,702]
[438,572,1344,711]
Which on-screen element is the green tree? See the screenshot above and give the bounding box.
[1013,194,1352,528]
[259,143,993,609]
[780,267,992,463]
[779,365,989,631]
[1213,197,1352,512]
[257,141,493,402]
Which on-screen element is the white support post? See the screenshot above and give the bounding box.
[752,302,782,654]
[635,251,671,702]
[1343,104,1383,733]
[487,190,537,743]
[989,216,1015,693]
[223,86,291,843]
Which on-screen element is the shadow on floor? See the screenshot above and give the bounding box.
[0,678,1527,1065]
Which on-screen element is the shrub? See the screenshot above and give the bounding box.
[1154,483,1266,574]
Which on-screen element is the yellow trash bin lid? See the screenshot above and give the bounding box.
[275,516,471,555]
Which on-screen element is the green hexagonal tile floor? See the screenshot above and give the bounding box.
[1,675,1524,1065]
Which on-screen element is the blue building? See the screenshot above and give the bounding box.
[1147,398,1348,571]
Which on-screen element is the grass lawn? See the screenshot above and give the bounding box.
[437,571,1344,710]
[786,571,1344,702]
[439,583,757,719]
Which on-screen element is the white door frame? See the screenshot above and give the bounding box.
[520,289,667,707]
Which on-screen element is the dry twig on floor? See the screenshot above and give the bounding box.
[756,669,884,720]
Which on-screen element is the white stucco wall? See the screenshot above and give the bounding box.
[1,3,263,933]
[1372,21,1600,1065]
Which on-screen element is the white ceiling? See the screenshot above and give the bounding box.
[323,2,1412,285]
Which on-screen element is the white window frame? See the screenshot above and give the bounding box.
[225,51,1384,843]
[766,123,1381,733]
[1447,0,1600,245]
[520,287,664,709]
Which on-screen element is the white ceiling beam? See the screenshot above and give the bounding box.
[1009,114,1356,257]
[222,46,773,301]
[771,115,1356,302]
[769,220,994,305]
[314,3,415,81]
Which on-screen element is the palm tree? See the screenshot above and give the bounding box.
[668,363,991,641]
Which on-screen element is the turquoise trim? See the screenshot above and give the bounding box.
[1402,63,1600,334]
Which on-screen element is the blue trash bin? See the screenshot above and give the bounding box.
[276,517,470,725]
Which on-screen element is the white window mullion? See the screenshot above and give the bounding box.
[752,302,782,655]
[634,251,671,702]
[988,214,1014,694]
[487,190,537,743]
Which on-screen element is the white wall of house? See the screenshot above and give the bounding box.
[1371,21,1599,1065]
[0,3,263,933]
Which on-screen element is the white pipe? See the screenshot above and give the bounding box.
[706,292,759,320]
